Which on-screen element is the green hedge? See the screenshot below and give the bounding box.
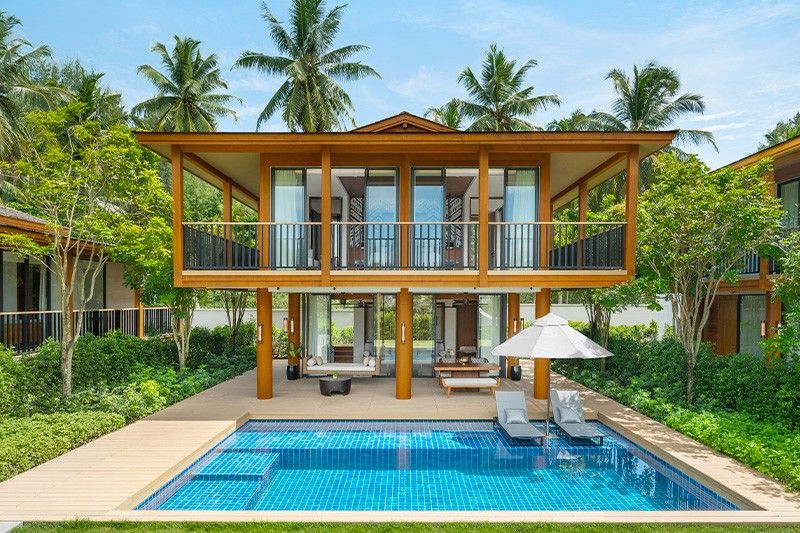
[0,411,125,482]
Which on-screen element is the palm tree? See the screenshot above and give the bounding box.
[760,112,800,149]
[233,0,380,132]
[546,109,593,131]
[424,99,464,129]
[588,61,715,149]
[457,44,560,131]
[133,36,240,132]
[0,12,65,157]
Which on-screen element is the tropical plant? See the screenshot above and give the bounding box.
[637,153,781,403]
[456,44,559,131]
[0,12,67,157]
[233,0,380,132]
[0,105,172,397]
[546,109,593,131]
[588,61,715,149]
[760,112,800,149]
[424,99,464,129]
[133,36,240,132]
[221,290,249,352]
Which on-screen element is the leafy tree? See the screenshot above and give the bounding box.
[546,109,592,131]
[222,290,249,352]
[456,44,559,131]
[233,0,380,132]
[0,11,67,157]
[0,104,171,396]
[760,112,800,149]
[588,61,716,150]
[637,153,781,403]
[424,99,464,129]
[133,36,240,132]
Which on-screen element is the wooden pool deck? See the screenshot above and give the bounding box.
[0,360,799,524]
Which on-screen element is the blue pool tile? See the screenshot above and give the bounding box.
[137,419,738,512]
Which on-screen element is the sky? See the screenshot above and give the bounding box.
[6,0,800,168]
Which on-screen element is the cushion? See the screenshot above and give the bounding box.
[363,356,369,366]
[559,406,582,424]
[315,356,323,366]
[504,408,527,425]
[368,357,376,368]
[363,351,370,358]
[307,357,316,367]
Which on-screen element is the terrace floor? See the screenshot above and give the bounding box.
[0,360,799,524]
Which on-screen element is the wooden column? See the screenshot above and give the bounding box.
[321,147,332,282]
[478,148,489,284]
[256,288,273,399]
[287,293,301,351]
[222,180,233,269]
[506,293,521,367]
[578,181,588,268]
[533,288,551,400]
[539,154,552,269]
[259,154,271,269]
[134,288,145,339]
[625,147,640,274]
[171,146,184,283]
[395,288,413,399]
[400,156,411,269]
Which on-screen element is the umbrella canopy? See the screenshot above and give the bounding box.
[491,313,612,360]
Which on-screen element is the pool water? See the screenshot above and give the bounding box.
[137,420,737,511]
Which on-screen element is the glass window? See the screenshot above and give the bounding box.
[504,168,538,223]
[272,169,305,222]
[738,295,765,357]
[779,179,799,228]
[305,294,331,361]
[374,294,396,376]
[478,294,504,364]
[412,294,436,377]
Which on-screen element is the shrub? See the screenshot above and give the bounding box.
[0,348,27,417]
[0,411,125,482]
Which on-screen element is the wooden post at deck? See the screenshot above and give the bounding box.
[578,181,588,268]
[135,288,145,338]
[533,288,551,400]
[259,154,271,269]
[222,180,233,269]
[321,147,332,282]
[287,293,301,354]
[625,146,640,274]
[256,288,273,399]
[171,146,184,283]
[479,148,489,283]
[539,154,551,269]
[506,293,521,367]
[400,156,411,269]
[395,288,413,399]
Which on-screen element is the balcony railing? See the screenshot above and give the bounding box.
[0,307,172,354]
[489,221,626,270]
[182,221,625,272]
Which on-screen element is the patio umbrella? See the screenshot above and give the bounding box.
[490,312,613,442]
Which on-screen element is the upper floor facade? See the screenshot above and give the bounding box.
[135,113,675,292]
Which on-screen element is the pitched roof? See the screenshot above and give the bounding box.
[0,204,48,227]
[350,111,458,133]
[721,135,800,171]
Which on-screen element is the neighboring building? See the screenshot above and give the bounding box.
[0,204,170,353]
[136,111,675,400]
[703,136,800,356]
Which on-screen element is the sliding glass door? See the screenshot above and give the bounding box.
[478,295,505,364]
[305,294,331,362]
[271,169,306,269]
[413,169,445,268]
[412,294,436,376]
[502,168,539,269]
[365,170,398,268]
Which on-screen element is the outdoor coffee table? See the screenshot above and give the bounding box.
[319,376,352,396]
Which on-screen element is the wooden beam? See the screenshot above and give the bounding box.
[507,293,521,338]
[171,146,184,282]
[256,288,273,399]
[400,155,411,269]
[134,288,145,339]
[184,152,259,209]
[259,154,271,269]
[625,147,639,274]
[479,148,489,284]
[321,147,332,283]
[551,152,627,204]
[539,154,552,269]
[533,288,551,400]
[395,288,413,399]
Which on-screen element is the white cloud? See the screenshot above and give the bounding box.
[704,122,749,132]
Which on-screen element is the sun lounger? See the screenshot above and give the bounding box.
[492,391,544,446]
[550,389,604,444]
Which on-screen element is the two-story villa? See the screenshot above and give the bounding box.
[136,112,675,400]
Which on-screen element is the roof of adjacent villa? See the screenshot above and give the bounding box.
[721,134,800,172]
[135,111,677,210]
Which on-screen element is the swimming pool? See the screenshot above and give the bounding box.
[137,420,737,511]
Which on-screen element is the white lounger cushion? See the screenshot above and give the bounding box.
[310,363,372,372]
[441,378,497,387]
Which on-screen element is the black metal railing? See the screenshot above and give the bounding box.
[409,222,478,270]
[739,250,761,275]
[0,307,172,354]
[489,222,626,270]
[333,222,400,270]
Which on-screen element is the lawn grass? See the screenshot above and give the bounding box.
[12,523,800,533]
